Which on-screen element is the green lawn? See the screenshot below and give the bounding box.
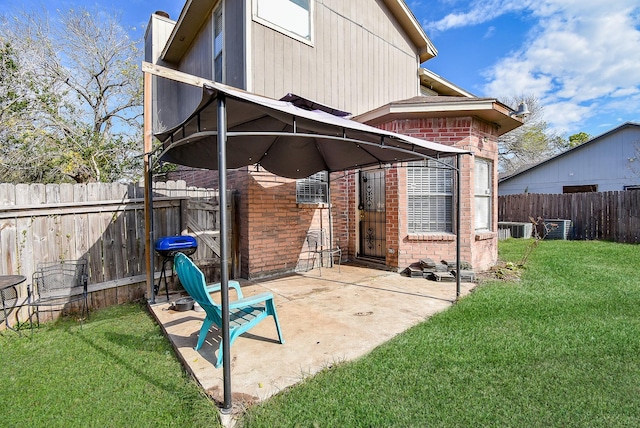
[2,240,639,427]
[0,303,221,428]
[240,240,640,427]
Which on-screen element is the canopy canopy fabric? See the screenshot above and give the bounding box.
[155,83,468,178]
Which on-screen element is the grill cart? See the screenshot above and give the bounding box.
[154,236,198,300]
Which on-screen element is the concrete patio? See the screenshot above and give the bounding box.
[148,263,476,410]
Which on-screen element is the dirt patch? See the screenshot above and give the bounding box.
[206,386,259,413]
[476,261,523,282]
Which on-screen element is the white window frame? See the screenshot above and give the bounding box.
[474,157,492,231]
[407,158,454,233]
[252,0,313,45]
[296,171,328,204]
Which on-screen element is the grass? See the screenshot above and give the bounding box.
[239,240,640,427]
[2,240,639,427]
[0,303,221,428]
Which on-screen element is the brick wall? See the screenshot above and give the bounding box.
[167,167,217,188]
[378,116,500,271]
[242,169,346,279]
[166,165,351,279]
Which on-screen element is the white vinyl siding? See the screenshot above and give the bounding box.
[407,159,453,233]
[475,158,492,231]
[296,171,328,203]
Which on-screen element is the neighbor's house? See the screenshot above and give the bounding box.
[499,123,640,195]
[145,0,523,278]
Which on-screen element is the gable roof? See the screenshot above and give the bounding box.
[499,122,640,183]
[419,69,476,97]
[383,0,437,62]
[160,0,437,64]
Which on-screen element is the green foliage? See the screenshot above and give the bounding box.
[567,131,592,148]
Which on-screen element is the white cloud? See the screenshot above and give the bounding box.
[483,26,496,39]
[437,0,640,134]
[425,0,534,32]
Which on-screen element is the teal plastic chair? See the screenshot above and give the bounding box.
[173,252,284,367]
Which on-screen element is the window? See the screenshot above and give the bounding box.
[563,184,597,193]
[213,4,223,83]
[297,171,328,203]
[254,0,312,42]
[407,158,454,233]
[475,158,492,231]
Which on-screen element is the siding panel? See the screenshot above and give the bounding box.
[251,0,420,115]
[225,0,245,88]
[152,0,422,123]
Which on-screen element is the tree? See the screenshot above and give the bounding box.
[626,137,640,178]
[0,7,143,183]
[567,132,592,148]
[542,131,592,153]
[498,95,564,175]
[0,40,58,182]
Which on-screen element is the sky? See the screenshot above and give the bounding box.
[413,0,640,138]
[1,0,639,139]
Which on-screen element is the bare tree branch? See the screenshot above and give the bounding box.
[0,6,143,183]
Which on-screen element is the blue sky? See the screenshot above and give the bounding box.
[414,0,640,138]
[2,0,639,139]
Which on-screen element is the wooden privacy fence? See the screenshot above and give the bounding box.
[0,180,235,325]
[498,191,640,243]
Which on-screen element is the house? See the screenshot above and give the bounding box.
[144,0,523,278]
[499,123,640,195]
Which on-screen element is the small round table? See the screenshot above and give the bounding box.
[0,275,26,332]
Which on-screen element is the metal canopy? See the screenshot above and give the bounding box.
[152,81,468,413]
[155,83,468,178]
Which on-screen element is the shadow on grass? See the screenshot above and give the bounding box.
[71,322,181,396]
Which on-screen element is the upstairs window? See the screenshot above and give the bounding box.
[296,171,328,203]
[407,158,454,233]
[213,4,223,83]
[254,0,312,43]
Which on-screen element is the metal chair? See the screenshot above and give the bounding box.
[306,229,341,276]
[28,259,89,328]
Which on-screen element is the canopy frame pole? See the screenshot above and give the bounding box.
[143,71,156,304]
[327,173,334,267]
[456,153,462,299]
[148,149,156,304]
[217,94,233,413]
